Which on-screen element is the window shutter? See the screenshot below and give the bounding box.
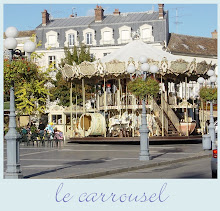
[121,30,129,40]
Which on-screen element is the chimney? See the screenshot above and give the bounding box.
[42,9,50,26]
[158,4,164,19]
[113,8,120,16]
[94,5,104,22]
[211,30,217,39]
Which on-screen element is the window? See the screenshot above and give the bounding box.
[121,30,130,40]
[66,114,71,125]
[65,29,78,47]
[103,52,111,57]
[68,34,75,46]
[90,53,94,61]
[140,24,154,42]
[82,28,96,46]
[48,35,56,45]
[103,31,111,41]
[118,26,132,44]
[45,30,59,48]
[49,56,56,68]
[86,33,92,45]
[142,28,151,39]
[52,115,62,124]
[100,27,114,45]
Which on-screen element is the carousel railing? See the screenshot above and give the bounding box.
[151,98,168,134]
[161,94,181,133]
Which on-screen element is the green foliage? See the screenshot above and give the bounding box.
[51,44,95,107]
[59,44,94,67]
[4,58,51,115]
[127,77,160,99]
[199,86,217,102]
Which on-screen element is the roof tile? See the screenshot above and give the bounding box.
[167,33,217,57]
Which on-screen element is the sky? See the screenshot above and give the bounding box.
[3,4,218,38]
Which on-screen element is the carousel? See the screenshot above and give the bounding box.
[48,38,217,139]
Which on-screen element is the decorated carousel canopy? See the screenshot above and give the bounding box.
[61,39,216,80]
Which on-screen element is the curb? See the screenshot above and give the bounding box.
[62,152,212,179]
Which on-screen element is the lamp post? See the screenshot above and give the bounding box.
[197,70,217,149]
[127,56,159,161]
[4,26,36,179]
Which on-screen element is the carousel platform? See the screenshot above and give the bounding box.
[68,135,202,144]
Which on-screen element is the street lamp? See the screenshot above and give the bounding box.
[127,56,159,161]
[197,70,217,149]
[4,26,36,179]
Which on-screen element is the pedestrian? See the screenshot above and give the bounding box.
[45,122,54,139]
[38,121,45,138]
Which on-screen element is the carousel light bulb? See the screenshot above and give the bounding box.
[140,63,150,72]
[197,77,205,84]
[207,69,214,77]
[210,75,217,83]
[127,64,136,74]
[139,55,147,64]
[150,65,159,74]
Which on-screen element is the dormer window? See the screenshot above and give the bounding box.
[68,34,75,46]
[48,35,56,45]
[82,28,96,46]
[86,32,92,45]
[64,29,78,47]
[100,27,114,45]
[121,30,130,41]
[140,24,154,42]
[45,30,59,48]
[118,26,132,44]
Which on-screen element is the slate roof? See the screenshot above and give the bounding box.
[36,11,167,28]
[167,33,217,57]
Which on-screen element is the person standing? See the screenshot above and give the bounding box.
[38,121,45,137]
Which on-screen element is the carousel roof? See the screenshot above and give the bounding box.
[61,39,216,80]
[100,39,178,63]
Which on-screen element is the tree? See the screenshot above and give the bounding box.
[127,77,160,99]
[50,44,95,107]
[4,58,51,116]
[199,86,217,102]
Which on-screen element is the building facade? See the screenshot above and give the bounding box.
[35,4,169,70]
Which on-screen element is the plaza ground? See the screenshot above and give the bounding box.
[4,138,212,179]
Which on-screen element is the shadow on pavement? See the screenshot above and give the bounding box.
[23,158,109,178]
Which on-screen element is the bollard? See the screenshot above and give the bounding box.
[202,134,212,150]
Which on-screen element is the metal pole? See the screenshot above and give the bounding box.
[126,80,128,113]
[201,99,204,135]
[76,84,78,122]
[5,49,22,179]
[185,77,189,136]
[70,81,73,137]
[132,94,135,137]
[208,82,215,149]
[82,78,85,137]
[161,75,164,136]
[139,98,151,161]
[104,78,106,137]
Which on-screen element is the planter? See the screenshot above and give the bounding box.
[179,122,196,136]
